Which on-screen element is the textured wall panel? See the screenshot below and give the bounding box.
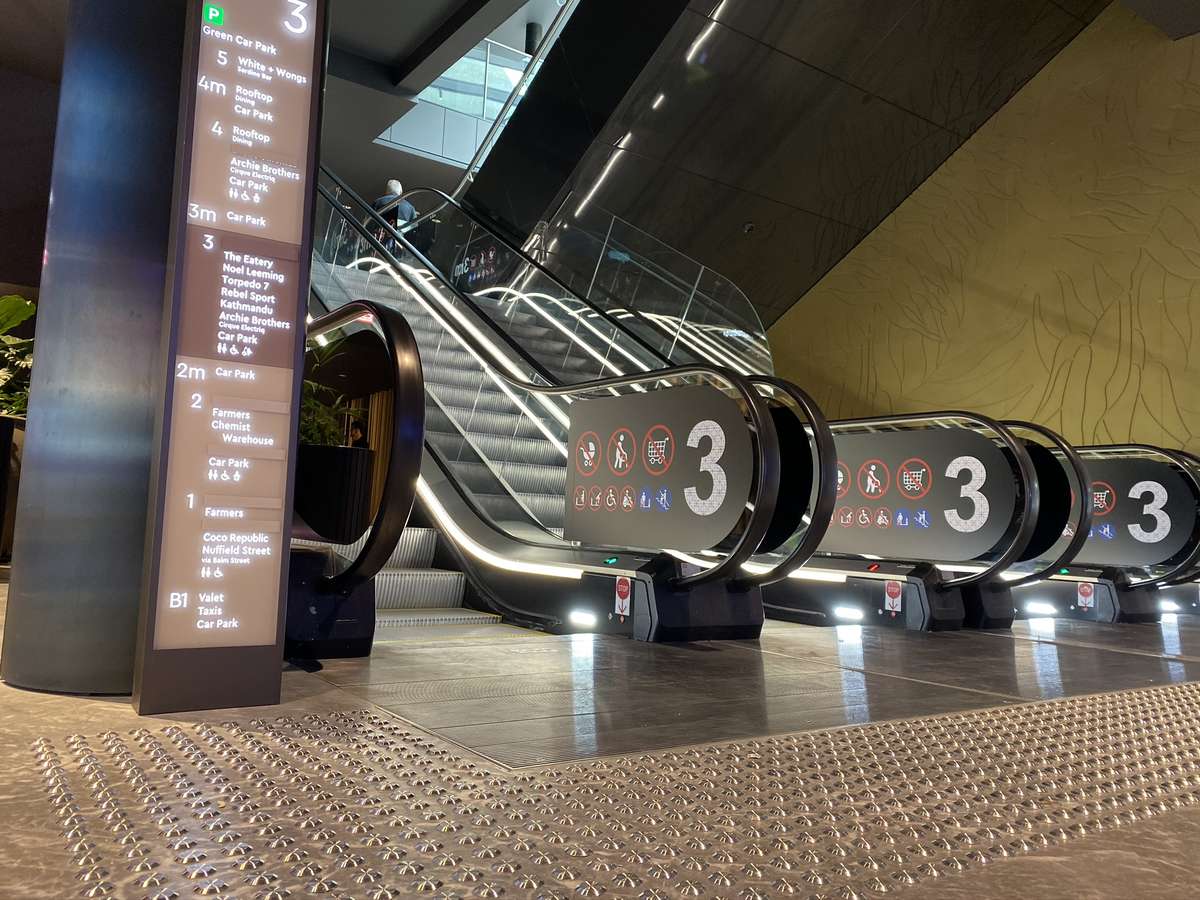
[769,4,1200,452]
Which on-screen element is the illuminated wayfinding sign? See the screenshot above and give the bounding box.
[820,429,1019,562]
[134,0,326,714]
[564,385,754,551]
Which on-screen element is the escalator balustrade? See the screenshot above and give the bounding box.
[299,171,837,645]
[763,412,1045,631]
[1009,444,1200,623]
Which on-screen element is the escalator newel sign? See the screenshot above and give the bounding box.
[820,428,1019,562]
[565,385,754,551]
[1070,457,1198,569]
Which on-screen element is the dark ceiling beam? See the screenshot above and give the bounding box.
[328,46,415,98]
[392,0,491,84]
[390,0,528,92]
[1123,0,1200,39]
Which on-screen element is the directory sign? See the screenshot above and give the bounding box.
[136,0,325,712]
[1068,457,1198,568]
[820,428,1019,562]
[564,385,754,551]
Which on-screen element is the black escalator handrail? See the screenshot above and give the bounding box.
[1075,444,1200,589]
[317,189,782,588]
[827,410,1039,590]
[1002,420,1093,588]
[306,301,425,593]
[321,166,677,372]
[738,377,837,588]
[318,181,562,389]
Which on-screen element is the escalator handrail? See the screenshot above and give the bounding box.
[319,181,564,390]
[317,188,783,589]
[306,301,425,594]
[825,410,1040,589]
[1002,420,1093,588]
[322,166,678,373]
[738,377,838,588]
[1074,443,1200,589]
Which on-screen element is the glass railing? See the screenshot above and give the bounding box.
[310,173,789,587]
[313,183,570,536]
[454,0,582,192]
[534,201,774,375]
[417,38,531,123]
[327,176,669,386]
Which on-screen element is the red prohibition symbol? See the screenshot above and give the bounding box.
[575,431,601,478]
[897,457,932,500]
[607,428,637,477]
[1090,481,1116,517]
[642,424,675,476]
[857,459,890,499]
[836,461,851,500]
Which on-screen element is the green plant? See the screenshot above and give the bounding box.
[299,340,354,446]
[0,295,36,417]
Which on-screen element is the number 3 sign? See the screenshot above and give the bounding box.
[819,428,1018,563]
[564,386,754,551]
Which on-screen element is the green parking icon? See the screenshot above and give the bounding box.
[203,4,224,26]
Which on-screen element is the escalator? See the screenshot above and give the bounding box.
[298,167,836,645]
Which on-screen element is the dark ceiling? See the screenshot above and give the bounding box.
[512,0,1110,327]
[0,0,68,83]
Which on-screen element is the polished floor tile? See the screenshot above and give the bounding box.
[305,614,1200,766]
[1005,614,1200,661]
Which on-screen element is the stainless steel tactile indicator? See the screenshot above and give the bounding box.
[30,681,1200,898]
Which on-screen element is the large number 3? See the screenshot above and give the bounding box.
[685,421,727,516]
[943,455,989,534]
[285,0,310,35]
[1128,480,1170,543]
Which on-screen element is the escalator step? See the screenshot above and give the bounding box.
[375,569,467,610]
[375,608,501,629]
[293,527,439,570]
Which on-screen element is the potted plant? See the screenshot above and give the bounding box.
[0,294,35,561]
[293,341,376,544]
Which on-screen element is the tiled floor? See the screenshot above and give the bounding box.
[325,616,1200,767]
[8,584,1200,897]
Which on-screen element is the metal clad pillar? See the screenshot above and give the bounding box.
[1,0,189,693]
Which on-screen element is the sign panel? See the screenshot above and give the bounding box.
[820,429,1019,562]
[614,576,631,616]
[135,0,325,711]
[564,385,754,551]
[884,580,903,613]
[1069,458,1197,568]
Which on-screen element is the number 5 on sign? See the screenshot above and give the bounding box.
[285,0,309,34]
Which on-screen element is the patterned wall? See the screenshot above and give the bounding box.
[769,4,1200,453]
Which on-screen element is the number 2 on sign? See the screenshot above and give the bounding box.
[284,0,310,34]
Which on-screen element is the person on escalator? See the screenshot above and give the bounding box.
[371,180,417,255]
